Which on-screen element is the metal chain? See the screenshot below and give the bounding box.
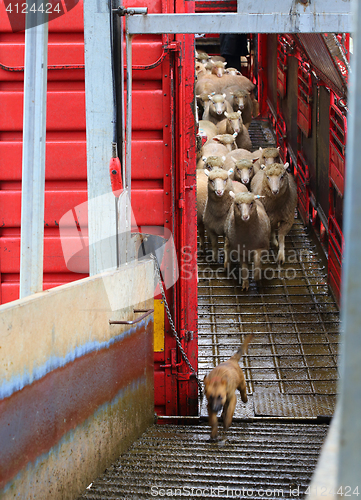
[150,254,204,399]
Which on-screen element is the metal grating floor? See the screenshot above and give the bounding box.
[79,422,328,500]
[197,219,339,418]
[198,119,340,418]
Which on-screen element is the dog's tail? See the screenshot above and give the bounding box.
[231,334,254,362]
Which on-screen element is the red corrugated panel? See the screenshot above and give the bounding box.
[0,0,87,304]
[329,91,347,196]
[297,61,312,137]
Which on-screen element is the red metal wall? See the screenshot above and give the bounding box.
[0,0,87,304]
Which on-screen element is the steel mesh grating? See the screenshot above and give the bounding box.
[78,423,328,500]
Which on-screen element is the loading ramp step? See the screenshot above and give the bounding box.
[78,422,328,499]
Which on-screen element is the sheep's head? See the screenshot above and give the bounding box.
[196,51,209,64]
[230,191,264,221]
[202,155,226,171]
[232,158,254,185]
[205,167,232,197]
[261,162,289,195]
[208,93,228,115]
[211,60,227,78]
[224,110,243,134]
[260,147,282,166]
[231,89,250,111]
[212,133,237,151]
[225,67,241,75]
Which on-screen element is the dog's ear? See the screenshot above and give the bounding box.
[221,376,228,386]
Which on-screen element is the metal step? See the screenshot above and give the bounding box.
[78,422,328,499]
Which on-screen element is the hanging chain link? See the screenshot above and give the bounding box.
[150,254,204,400]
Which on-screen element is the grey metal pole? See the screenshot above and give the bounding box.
[19,11,48,298]
[337,0,361,491]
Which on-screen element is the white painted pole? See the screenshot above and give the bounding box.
[337,0,361,490]
[19,11,48,298]
[84,0,118,275]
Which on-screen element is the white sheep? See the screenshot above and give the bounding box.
[202,93,233,125]
[250,162,298,264]
[224,191,271,291]
[253,147,283,174]
[202,167,247,261]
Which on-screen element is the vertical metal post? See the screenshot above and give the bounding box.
[19,12,48,299]
[124,28,134,262]
[337,0,361,490]
[84,0,118,275]
[125,31,133,197]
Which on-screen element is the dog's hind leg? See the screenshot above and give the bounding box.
[238,378,248,403]
[223,394,237,431]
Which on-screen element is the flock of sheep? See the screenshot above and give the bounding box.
[195,51,298,290]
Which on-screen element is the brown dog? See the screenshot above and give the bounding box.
[203,334,253,439]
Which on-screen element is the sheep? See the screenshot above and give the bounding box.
[198,119,218,143]
[203,168,247,262]
[224,67,242,76]
[221,74,255,95]
[226,89,253,129]
[196,51,210,64]
[202,93,234,125]
[196,141,229,169]
[229,158,257,187]
[196,61,208,78]
[202,155,227,171]
[196,93,211,118]
[195,74,220,98]
[215,111,252,150]
[223,148,261,170]
[224,191,271,291]
[253,147,283,174]
[210,60,227,78]
[204,133,238,153]
[250,162,298,264]
[216,110,242,135]
[196,169,208,252]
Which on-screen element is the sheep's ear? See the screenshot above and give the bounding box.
[255,195,266,199]
[229,190,235,198]
[229,91,234,96]
[224,111,229,118]
[260,164,266,170]
[284,162,289,169]
[252,158,259,164]
[222,62,227,66]
[207,94,212,100]
[237,110,242,117]
[213,137,220,142]
[228,168,234,175]
[222,156,226,162]
[223,93,227,99]
[202,156,207,162]
[233,132,238,138]
[204,169,210,176]
[259,146,262,151]
[277,146,280,151]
